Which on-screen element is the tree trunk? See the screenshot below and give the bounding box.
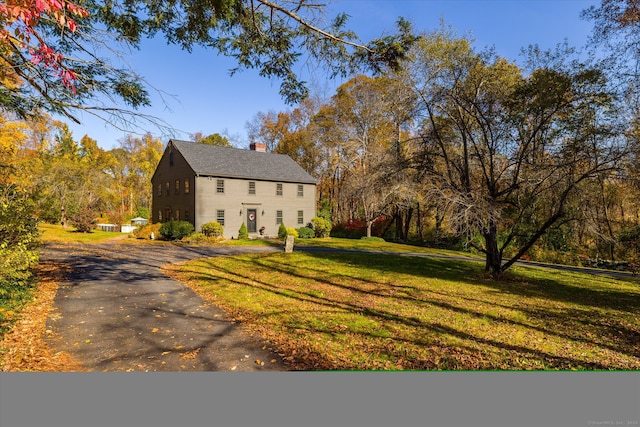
[395,207,404,241]
[483,221,502,276]
[366,219,373,238]
[404,207,414,242]
[378,215,395,238]
[435,205,444,233]
[61,205,67,228]
[599,178,616,262]
[416,203,423,243]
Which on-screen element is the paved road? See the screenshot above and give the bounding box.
[43,241,288,372]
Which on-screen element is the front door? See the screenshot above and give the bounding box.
[247,209,257,233]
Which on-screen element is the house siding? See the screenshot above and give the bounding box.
[195,177,316,238]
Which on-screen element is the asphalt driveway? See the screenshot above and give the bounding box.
[42,241,288,372]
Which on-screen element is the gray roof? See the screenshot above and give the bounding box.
[170,140,316,184]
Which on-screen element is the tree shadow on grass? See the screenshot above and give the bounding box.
[295,251,640,360]
[176,255,637,370]
[297,250,640,313]
[184,262,615,370]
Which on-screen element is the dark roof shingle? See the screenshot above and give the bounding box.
[170,140,316,184]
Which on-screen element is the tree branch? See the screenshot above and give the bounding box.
[255,0,371,52]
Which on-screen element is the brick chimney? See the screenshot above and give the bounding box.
[250,142,267,152]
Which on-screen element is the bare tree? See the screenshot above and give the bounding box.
[403,29,627,275]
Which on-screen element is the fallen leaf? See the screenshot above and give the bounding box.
[151,328,159,333]
[180,348,200,360]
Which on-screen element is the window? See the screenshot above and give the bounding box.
[216,210,225,226]
[175,209,180,221]
[276,210,283,225]
[248,181,256,195]
[165,181,170,196]
[185,210,190,222]
[298,210,304,225]
[297,184,304,197]
[158,210,162,222]
[216,179,224,194]
[169,151,174,167]
[175,180,180,195]
[157,184,162,197]
[184,178,190,194]
[276,183,283,196]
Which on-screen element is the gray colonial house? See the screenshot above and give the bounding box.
[151,140,317,239]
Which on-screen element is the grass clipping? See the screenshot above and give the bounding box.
[0,262,84,372]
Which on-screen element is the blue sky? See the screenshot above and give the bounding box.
[65,0,598,150]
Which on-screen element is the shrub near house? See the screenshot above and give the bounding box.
[297,226,314,238]
[201,222,224,238]
[238,223,249,240]
[311,216,332,238]
[159,221,194,240]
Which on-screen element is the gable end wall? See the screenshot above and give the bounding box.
[151,143,196,225]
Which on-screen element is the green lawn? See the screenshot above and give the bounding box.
[165,250,640,370]
[39,223,123,243]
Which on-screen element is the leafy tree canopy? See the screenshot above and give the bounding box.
[583,0,640,51]
[1,0,417,127]
[196,133,231,146]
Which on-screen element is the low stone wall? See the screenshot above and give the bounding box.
[582,258,638,273]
